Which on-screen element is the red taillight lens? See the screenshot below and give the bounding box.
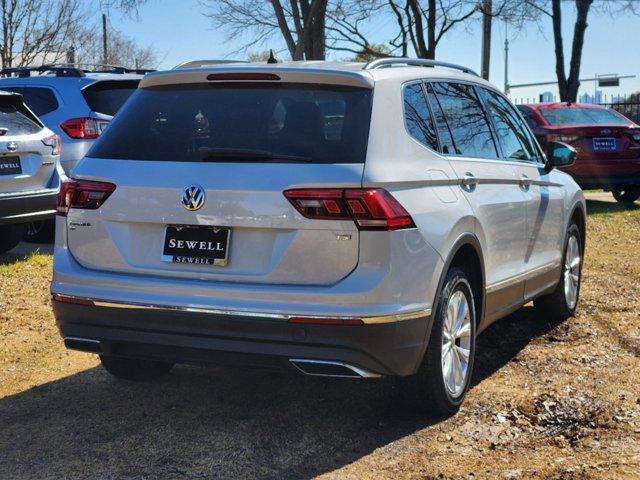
[284,188,415,231]
[56,178,116,216]
[42,134,61,155]
[60,117,109,139]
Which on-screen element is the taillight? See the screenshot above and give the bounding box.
[42,134,61,155]
[284,188,415,231]
[60,117,109,139]
[56,177,116,216]
[548,134,579,143]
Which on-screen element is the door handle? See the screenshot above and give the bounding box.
[461,172,478,188]
[519,174,532,189]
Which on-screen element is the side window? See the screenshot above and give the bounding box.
[20,87,59,116]
[479,88,536,161]
[431,82,498,158]
[402,82,438,150]
[424,83,456,155]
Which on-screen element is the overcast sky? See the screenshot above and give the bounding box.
[112,0,640,101]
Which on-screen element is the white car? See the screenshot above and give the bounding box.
[51,59,585,417]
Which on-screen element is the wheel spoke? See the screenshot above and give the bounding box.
[456,346,470,363]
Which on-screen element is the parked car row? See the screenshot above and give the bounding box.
[0,64,148,243]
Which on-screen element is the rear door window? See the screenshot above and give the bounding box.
[478,88,537,161]
[88,83,373,163]
[431,82,498,158]
[402,82,438,150]
[82,80,140,116]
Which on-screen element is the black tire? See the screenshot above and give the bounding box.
[397,267,476,417]
[22,219,55,243]
[0,224,25,254]
[611,186,640,204]
[534,222,583,322]
[99,355,174,381]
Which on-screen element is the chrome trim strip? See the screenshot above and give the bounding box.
[289,358,382,378]
[486,261,561,293]
[55,294,431,324]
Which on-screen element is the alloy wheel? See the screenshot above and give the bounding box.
[563,234,581,310]
[441,289,472,398]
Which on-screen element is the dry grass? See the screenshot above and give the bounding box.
[0,199,638,479]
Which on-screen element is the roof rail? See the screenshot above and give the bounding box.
[0,65,86,78]
[0,63,154,78]
[173,59,246,70]
[363,58,478,77]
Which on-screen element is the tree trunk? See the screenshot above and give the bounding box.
[566,0,593,102]
[552,0,593,102]
[551,0,568,101]
[480,0,492,80]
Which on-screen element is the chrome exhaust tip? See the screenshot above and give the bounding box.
[64,337,102,353]
[289,359,381,378]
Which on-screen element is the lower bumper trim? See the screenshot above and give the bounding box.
[52,294,431,325]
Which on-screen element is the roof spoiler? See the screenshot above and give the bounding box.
[173,59,246,70]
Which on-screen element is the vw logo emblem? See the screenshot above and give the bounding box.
[181,185,205,211]
[6,141,17,152]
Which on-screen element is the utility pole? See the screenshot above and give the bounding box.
[481,0,492,80]
[504,21,509,94]
[102,13,108,64]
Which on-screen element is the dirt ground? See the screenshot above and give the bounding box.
[0,197,638,480]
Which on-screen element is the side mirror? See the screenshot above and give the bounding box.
[545,141,577,172]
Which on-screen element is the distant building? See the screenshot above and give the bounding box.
[540,91,555,102]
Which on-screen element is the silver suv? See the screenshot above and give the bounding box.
[51,59,585,416]
[0,90,62,253]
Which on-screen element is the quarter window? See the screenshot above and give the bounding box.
[3,87,59,116]
[479,88,536,161]
[431,82,497,158]
[402,82,438,150]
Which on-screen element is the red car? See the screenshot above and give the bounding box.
[517,102,640,203]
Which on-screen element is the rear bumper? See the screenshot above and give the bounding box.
[53,298,432,376]
[0,188,57,225]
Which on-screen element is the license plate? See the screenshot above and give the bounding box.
[0,155,21,175]
[162,225,230,266]
[592,137,616,151]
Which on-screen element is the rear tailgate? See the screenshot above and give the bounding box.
[66,71,373,285]
[0,93,55,193]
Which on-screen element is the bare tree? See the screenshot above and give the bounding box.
[202,0,329,60]
[74,22,158,69]
[327,0,479,60]
[0,0,86,68]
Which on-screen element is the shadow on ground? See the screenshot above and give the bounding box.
[585,198,640,214]
[0,306,563,479]
[0,241,53,266]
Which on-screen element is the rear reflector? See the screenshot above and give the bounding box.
[52,294,94,306]
[284,188,415,231]
[206,72,281,81]
[60,117,109,139]
[56,177,116,216]
[289,317,364,326]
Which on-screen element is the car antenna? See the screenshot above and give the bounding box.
[267,49,278,64]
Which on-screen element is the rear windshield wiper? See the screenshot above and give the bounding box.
[198,147,312,163]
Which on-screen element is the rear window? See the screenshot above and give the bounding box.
[82,80,139,116]
[0,104,42,135]
[88,83,373,163]
[1,87,59,116]
[539,107,629,126]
